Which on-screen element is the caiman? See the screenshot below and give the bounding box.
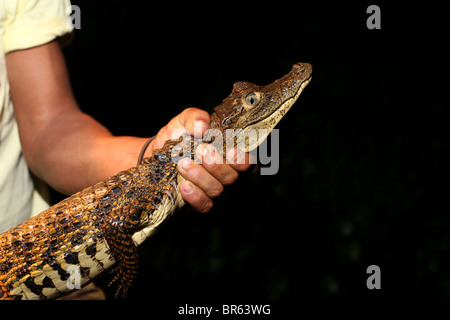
[0,62,312,300]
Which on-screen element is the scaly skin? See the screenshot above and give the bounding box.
[0,62,312,300]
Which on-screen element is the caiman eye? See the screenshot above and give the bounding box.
[245,92,258,106]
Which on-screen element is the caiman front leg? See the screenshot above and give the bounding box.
[0,283,12,300]
[103,217,139,298]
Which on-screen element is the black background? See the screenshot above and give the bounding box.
[62,1,448,299]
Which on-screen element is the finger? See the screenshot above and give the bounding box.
[152,107,209,149]
[179,180,214,213]
[196,144,239,185]
[225,148,256,172]
[152,125,179,149]
[178,157,224,199]
[178,107,210,138]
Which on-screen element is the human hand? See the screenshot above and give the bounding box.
[150,108,253,213]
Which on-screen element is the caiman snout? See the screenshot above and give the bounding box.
[291,62,313,82]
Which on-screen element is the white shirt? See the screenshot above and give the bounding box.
[0,0,73,232]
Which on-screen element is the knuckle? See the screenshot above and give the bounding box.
[179,161,200,179]
[222,170,238,185]
[208,184,224,199]
[200,199,214,213]
[184,107,198,114]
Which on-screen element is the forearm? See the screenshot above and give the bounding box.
[5,42,151,195]
[27,110,151,195]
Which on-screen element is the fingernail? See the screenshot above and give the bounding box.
[201,144,220,165]
[234,148,245,164]
[193,120,208,138]
[183,181,193,194]
[203,144,215,157]
[195,144,211,163]
[179,158,191,171]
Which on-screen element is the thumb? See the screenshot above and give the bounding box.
[180,108,210,138]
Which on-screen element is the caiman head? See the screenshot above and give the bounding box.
[206,62,312,153]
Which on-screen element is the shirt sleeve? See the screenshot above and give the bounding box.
[2,0,73,54]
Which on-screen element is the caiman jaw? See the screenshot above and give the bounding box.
[209,62,313,153]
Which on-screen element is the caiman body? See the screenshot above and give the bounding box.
[0,62,312,300]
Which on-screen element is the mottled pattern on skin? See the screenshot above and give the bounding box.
[0,63,312,300]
